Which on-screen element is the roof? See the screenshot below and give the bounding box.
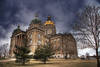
[12,26,25,35]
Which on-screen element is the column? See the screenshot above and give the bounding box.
[19,35,21,46]
[20,34,22,46]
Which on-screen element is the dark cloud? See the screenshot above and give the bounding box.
[0,0,100,46]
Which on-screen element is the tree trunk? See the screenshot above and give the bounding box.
[65,53,67,59]
[43,58,47,64]
[22,59,25,65]
[96,48,99,67]
[44,61,46,64]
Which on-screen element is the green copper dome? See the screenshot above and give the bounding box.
[31,18,41,24]
[31,14,41,24]
[13,25,24,35]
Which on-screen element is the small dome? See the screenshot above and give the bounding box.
[31,19,41,24]
[13,25,24,35]
[31,14,41,24]
[44,16,54,25]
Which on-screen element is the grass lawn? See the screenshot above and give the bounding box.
[0,59,97,67]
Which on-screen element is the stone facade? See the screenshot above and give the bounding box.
[9,15,77,58]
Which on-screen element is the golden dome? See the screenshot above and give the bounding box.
[44,16,54,25]
[44,20,54,25]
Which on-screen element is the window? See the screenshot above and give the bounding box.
[30,34,32,39]
[30,39,32,45]
[47,29,52,34]
[38,34,41,39]
[54,39,56,42]
[54,39,56,43]
[38,40,41,45]
[98,9,100,16]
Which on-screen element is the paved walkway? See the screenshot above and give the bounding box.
[0,58,15,62]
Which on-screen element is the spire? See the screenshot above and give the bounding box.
[47,16,51,21]
[34,13,39,19]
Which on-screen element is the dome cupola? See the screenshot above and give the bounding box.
[44,16,54,25]
[44,16,56,36]
[31,14,41,24]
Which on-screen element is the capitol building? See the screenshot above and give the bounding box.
[9,15,77,58]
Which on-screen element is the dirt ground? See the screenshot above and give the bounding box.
[0,59,97,67]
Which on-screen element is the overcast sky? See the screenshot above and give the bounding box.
[0,0,100,56]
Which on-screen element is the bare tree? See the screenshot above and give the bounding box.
[73,6,100,67]
[0,43,9,58]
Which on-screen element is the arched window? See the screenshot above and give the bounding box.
[38,40,41,45]
[47,29,52,34]
[30,34,32,39]
[38,34,41,39]
[30,39,32,45]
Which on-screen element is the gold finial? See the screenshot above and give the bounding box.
[47,16,51,21]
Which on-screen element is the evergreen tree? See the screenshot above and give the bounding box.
[14,37,31,65]
[34,43,54,64]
